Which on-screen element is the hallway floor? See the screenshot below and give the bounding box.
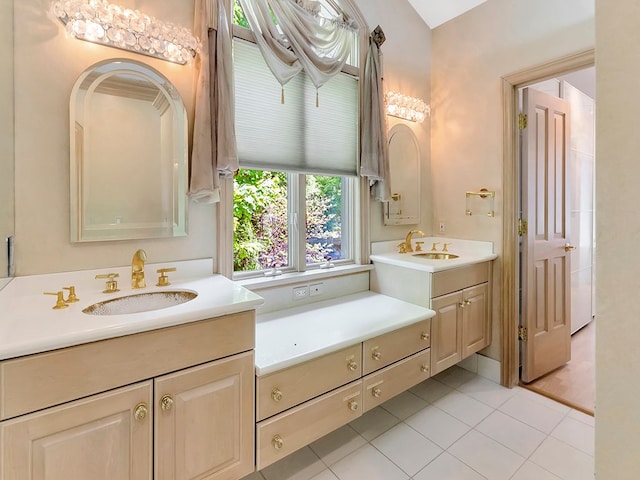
[524,319,595,415]
[243,366,594,480]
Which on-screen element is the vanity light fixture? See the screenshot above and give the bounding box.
[385,91,430,123]
[50,0,201,65]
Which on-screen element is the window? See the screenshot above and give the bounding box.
[233,170,355,275]
[231,2,360,277]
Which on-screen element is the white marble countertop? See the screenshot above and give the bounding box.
[255,291,435,376]
[0,259,263,360]
[370,237,497,272]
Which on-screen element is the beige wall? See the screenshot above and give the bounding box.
[595,1,640,476]
[0,0,14,277]
[354,0,433,242]
[430,0,594,359]
[13,0,214,275]
[8,0,431,276]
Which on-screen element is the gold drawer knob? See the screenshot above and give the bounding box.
[348,400,359,411]
[347,359,358,371]
[372,350,381,361]
[134,403,148,421]
[372,387,382,398]
[272,434,284,450]
[421,332,430,341]
[160,394,174,411]
[421,364,430,373]
[271,388,283,402]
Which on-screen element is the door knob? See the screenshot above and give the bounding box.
[564,243,576,252]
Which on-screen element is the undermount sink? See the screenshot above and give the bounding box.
[412,252,459,260]
[83,290,198,316]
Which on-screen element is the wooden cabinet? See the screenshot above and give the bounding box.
[1,382,153,480]
[256,345,362,421]
[362,320,430,374]
[155,352,254,480]
[362,350,430,412]
[256,381,362,470]
[255,317,432,469]
[0,312,256,480]
[430,265,490,375]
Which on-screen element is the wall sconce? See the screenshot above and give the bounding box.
[50,0,201,65]
[385,91,430,123]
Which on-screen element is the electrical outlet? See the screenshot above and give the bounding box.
[309,283,324,297]
[293,286,309,300]
[439,221,446,233]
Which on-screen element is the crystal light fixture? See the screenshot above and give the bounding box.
[51,0,201,65]
[385,91,430,123]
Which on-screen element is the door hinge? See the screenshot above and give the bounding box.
[518,219,528,236]
[519,113,528,130]
[518,326,528,342]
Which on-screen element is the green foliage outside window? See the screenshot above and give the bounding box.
[233,170,343,272]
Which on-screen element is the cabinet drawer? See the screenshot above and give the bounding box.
[431,262,490,298]
[256,381,362,470]
[257,345,362,421]
[362,320,431,375]
[362,350,431,412]
[0,311,255,421]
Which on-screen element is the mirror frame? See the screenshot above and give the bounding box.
[69,59,188,242]
[384,124,421,225]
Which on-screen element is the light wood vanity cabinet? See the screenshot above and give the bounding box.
[430,264,490,375]
[256,345,362,421]
[362,320,431,375]
[1,381,153,480]
[0,311,256,480]
[256,318,432,469]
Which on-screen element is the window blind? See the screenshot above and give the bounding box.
[234,38,359,176]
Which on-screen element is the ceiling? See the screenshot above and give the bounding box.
[406,0,488,29]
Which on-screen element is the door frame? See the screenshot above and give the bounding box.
[500,48,594,387]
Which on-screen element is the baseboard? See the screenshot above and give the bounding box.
[458,354,501,384]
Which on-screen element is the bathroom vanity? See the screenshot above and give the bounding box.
[0,260,263,480]
[370,238,497,375]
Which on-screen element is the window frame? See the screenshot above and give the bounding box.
[231,171,359,280]
[217,2,370,280]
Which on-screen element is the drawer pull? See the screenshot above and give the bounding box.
[421,364,429,373]
[271,434,284,450]
[348,400,359,411]
[160,394,174,411]
[133,403,148,422]
[271,388,283,402]
[421,332,430,341]
[371,349,381,361]
[347,359,358,371]
[372,387,382,398]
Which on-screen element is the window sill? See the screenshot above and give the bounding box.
[236,264,373,291]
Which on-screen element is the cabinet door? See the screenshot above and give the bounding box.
[1,381,152,480]
[462,283,490,358]
[431,291,463,375]
[154,351,254,480]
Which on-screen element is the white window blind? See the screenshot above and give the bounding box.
[234,38,359,176]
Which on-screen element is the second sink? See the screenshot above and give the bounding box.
[412,253,459,260]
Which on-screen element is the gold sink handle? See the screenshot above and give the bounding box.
[95,273,120,293]
[63,286,79,303]
[156,267,177,287]
[44,291,68,310]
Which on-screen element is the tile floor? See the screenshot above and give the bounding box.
[243,366,595,480]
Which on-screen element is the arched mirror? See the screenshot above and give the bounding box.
[384,124,420,225]
[70,59,188,242]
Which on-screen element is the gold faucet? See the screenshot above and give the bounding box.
[402,230,425,253]
[131,249,147,289]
